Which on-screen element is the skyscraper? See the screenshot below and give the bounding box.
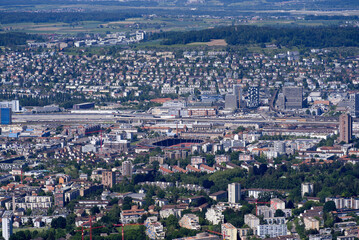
[2,211,13,240]
[0,108,12,125]
[122,161,132,178]
[228,183,241,203]
[283,86,303,109]
[102,170,116,188]
[247,86,259,108]
[339,113,352,143]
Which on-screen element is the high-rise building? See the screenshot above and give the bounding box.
[122,161,132,178]
[349,93,359,118]
[247,86,259,108]
[274,141,286,154]
[2,211,13,240]
[283,86,303,109]
[102,170,116,188]
[228,183,241,203]
[301,182,314,197]
[225,94,238,110]
[0,108,12,125]
[339,113,352,143]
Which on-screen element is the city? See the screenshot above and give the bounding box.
[0,1,359,240]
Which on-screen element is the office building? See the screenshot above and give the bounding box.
[2,211,13,240]
[283,87,303,109]
[349,93,359,118]
[122,161,132,178]
[339,113,352,143]
[102,170,116,188]
[247,86,259,108]
[0,100,20,112]
[0,108,12,125]
[225,94,238,110]
[228,183,241,203]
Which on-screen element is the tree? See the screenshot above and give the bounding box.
[51,216,66,229]
[274,209,285,217]
[90,205,101,215]
[323,201,336,213]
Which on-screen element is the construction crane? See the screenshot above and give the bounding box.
[75,216,105,240]
[113,223,144,240]
[206,229,229,240]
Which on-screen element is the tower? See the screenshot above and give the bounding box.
[102,170,116,188]
[339,113,352,143]
[122,161,132,178]
[228,183,241,203]
[2,211,13,240]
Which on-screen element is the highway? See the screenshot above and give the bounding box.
[12,112,339,126]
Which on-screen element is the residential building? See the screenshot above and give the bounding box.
[205,207,224,225]
[301,183,314,197]
[122,161,132,178]
[102,170,116,188]
[257,217,287,238]
[145,216,165,240]
[247,86,259,108]
[228,183,241,203]
[349,93,359,117]
[191,156,206,166]
[244,214,260,231]
[120,205,146,224]
[2,211,13,240]
[221,223,237,240]
[179,214,201,230]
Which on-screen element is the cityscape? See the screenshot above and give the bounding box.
[0,0,359,240]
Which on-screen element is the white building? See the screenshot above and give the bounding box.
[228,183,241,203]
[301,182,314,197]
[0,100,20,112]
[2,211,13,240]
[257,217,287,238]
[205,207,224,225]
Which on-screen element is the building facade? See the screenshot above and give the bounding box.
[228,183,241,203]
[339,113,352,143]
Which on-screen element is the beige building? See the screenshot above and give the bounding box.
[303,216,320,230]
[179,214,201,230]
[221,223,237,240]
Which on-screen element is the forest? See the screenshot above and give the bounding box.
[0,32,43,46]
[0,12,141,24]
[152,25,359,48]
